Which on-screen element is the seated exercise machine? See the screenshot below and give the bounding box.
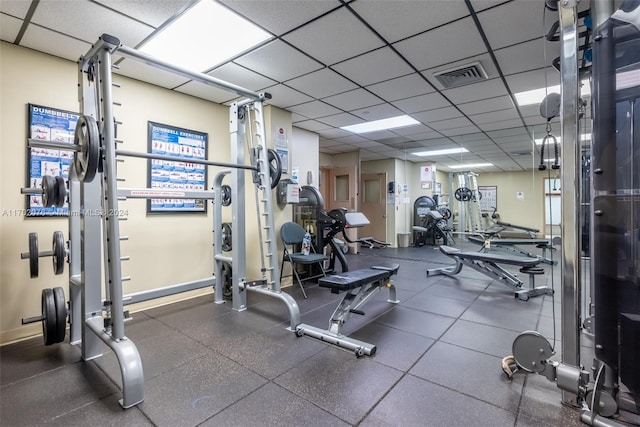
[343,211,390,249]
[467,236,557,265]
[427,246,553,301]
[296,263,400,357]
[412,209,454,246]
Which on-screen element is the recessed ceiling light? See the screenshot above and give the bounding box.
[139,0,272,72]
[448,163,493,169]
[340,115,419,133]
[514,80,591,106]
[413,147,468,156]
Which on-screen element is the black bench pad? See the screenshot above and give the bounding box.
[439,245,540,267]
[468,236,551,246]
[319,264,399,292]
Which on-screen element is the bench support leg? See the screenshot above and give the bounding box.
[514,274,554,301]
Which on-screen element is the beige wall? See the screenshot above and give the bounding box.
[0,42,296,344]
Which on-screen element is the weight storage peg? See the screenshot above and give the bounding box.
[20,175,67,208]
[21,231,68,278]
[21,287,68,345]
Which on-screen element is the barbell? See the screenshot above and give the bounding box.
[21,231,67,278]
[21,287,67,346]
[21,175,67,208]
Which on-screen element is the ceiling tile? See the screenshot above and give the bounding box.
[1,14,24,43]
[391,124,435,136]
[413,107,463,124]
[393,17,486,71]
[360,150,385,160]
[494,38,560,76]
[317,113,364,127]
[477,0,553,50]
[478,119,525,132]
[322,89,383,111]
[317,128,352,139]
[392,92,451,114]
[451,133,492,143]
[293,120,333,132]
[208,63,275,91]
[234,40,323,82]
[469,108,520,125]
[441,77,508,104]
[287,100,342,118]
[504,68,559,94]
[487,127,528,138]
[457,95,514,115]
[406,132,445,142]
[282,7,384,65]
[333,134,370,144]
[428,117,474,131]
[351,0,469,43]
[351,103,403,121]
[332,47,414,86]
[356,130,398,141]
[1,0,33,17]
[175,80,238,103]
[440,125,482,136]
[350,140,389,149]
[365,74,435,102]
[219,0,340,36]
[114,57,190,88]
[32,0,153,46]
[291,113,307,122]
[470,0,511,13]
[262,84,313,109]
[94,0,190,28]
[22,25,92,62]
[285,68,357,98]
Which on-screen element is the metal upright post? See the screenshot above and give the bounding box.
[558,0,581,407]
[230,102,248,311]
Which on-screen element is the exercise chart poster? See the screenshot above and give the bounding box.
[27,104,78,217]
[147,122,208,213]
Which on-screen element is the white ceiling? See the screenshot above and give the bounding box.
[0,0,595,172]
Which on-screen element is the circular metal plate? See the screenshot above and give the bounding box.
[540,92,561,120]
[54,176,66,208]
[221,184,232,206]
[41,288,57,346]
[52,287,67,344]
[221,222,232,252]
[41,175,57,208]
[454,187,472,202]
[221,262,232,299]
[438,207,453,221]
[267,149,281,189]
[73,115,100,182]
[52,231,65,275]
[512,330,553,373]
[328,209,346,233]
[29,232,39,278]
[586,390,617,417]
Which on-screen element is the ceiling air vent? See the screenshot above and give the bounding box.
[433,62,488,89]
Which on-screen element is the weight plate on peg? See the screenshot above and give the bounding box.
[454,187,473,202]
[41,175,57,208]
[328,209,347,233]
[73,115,100,182]
[52,287,67,343]
[54,176,66,208]
[221,262,232,299]
[438,207,453,221]
[29,232,39,278]
[41,288,57,346]
[472,190,482,202]
[221,184,232,206]
[221,222,232,252]
[52,231,65,275]
[267,149,282,189]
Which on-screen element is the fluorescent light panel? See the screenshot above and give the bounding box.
[448,163,493,169]
[413,147,468,156]
[514,80,591,106]
[341,115,419,133]
[139,0,272,72]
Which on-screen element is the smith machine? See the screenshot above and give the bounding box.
[20,34,301,408]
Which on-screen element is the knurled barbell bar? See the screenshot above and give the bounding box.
[21,287,67,346]
[20,231,67,278]
[20,175,67,208]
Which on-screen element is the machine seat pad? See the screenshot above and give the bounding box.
[412,226,428,232]
[439,245,541,267]
[319,265,397,292]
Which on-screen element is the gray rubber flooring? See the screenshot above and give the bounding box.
[0,243,586,426]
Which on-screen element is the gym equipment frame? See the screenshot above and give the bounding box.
[24,33,302,408]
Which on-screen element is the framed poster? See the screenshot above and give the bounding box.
[147,122,208,213]
[276,148,288,173]
[478,185,497,212]
[27,104,79,217]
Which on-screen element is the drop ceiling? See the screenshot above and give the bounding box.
[0,0,595,172]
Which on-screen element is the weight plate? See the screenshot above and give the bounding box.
[328,209,346,233]
[29,232,39,278]
[221,262,232,299]
[221,222,232,252]
[73,115,100,182]
[221,184,232,206]
[41,175,57,208]
[472,190,482,202]
[41,288,57,346]
[267,149,282,189]
[512,330,553,373]
[54,176,66,208]
[52,287,67,344]
[438,207,453,221]
[52,231,65,275]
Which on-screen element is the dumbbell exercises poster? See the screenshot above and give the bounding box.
[27,104,78,217]
[147,122,208,213]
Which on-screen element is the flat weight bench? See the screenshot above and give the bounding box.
[427,246,553,301]
[295,263,400,357]
[468,236,557,265]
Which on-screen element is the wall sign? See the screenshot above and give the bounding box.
[147,122,208,213]
[478,185,497,212]
[27,104,78,217]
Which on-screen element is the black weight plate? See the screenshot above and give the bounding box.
[221,262,232,299]
[327,209,346,233]
[52,287,67,343]
[54,176,66,208]
[221,184,232,206]
[221,222,232,252]
[41,288,57,346]
[41,175,56,208]
[52,231,65,275]
[73,115,100,182]
[267,149,282,189]
[438,207,453,221]
[29,232,39,278]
